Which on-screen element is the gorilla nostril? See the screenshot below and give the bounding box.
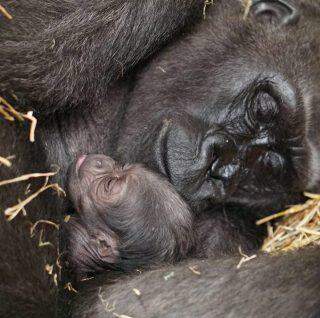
[210,153,219,165]
[210,161,239,183]
[203,133,240,187]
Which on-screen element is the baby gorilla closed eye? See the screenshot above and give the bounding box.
[65,154,194,278]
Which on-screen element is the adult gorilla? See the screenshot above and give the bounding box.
[0,0,320,317]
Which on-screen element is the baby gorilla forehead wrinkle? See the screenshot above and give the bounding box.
[90,173,130,205]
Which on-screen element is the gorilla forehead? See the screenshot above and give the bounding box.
[129,0,320,119]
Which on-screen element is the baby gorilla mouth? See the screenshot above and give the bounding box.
[75,154,87,174]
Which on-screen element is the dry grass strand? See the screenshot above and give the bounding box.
[0,96,38,142]
[236,246,257,269]
[30,219,60,237]
[258,193,320,253]
[0,156,12,167]
[0,171,57,187]
[0,4,13,20]
[242,0,253,19]
[4,176,65,221]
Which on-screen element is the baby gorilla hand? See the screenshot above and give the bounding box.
[65,154,194,278]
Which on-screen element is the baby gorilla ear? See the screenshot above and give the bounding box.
[251,0,300,26]
[90,228,119,263]
[64,217,119,278]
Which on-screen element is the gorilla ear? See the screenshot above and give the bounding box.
[90,229,119,264]
[251,0,300,26]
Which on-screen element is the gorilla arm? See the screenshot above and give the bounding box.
[71,247,320,318]
[0,0,204,114]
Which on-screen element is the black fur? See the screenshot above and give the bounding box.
[71,248,320,318]
[0,1,204,317]
[1,0,320,317]
[0,0,203,113]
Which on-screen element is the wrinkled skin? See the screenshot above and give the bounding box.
[0,0,320,317]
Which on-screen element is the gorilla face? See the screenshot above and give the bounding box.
[117,0,320,212]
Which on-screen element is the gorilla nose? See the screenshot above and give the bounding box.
[205,132,241,194]
[194,130,241,201]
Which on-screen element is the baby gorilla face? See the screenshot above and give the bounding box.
[66,154,193,277]
[68,154,130,213]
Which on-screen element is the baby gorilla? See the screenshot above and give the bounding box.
[66,154,194,278]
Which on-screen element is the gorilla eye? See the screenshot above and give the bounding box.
[248,89,279,126]
[96,160,102,168]
[255,91,278,122]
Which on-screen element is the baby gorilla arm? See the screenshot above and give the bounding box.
[65,155,194,278]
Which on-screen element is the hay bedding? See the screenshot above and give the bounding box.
[257,193,320,253]
[0,4,12,20]
[0,96,64,285]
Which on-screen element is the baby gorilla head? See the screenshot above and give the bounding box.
[68,154,132,213]
[66,154,193,278]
